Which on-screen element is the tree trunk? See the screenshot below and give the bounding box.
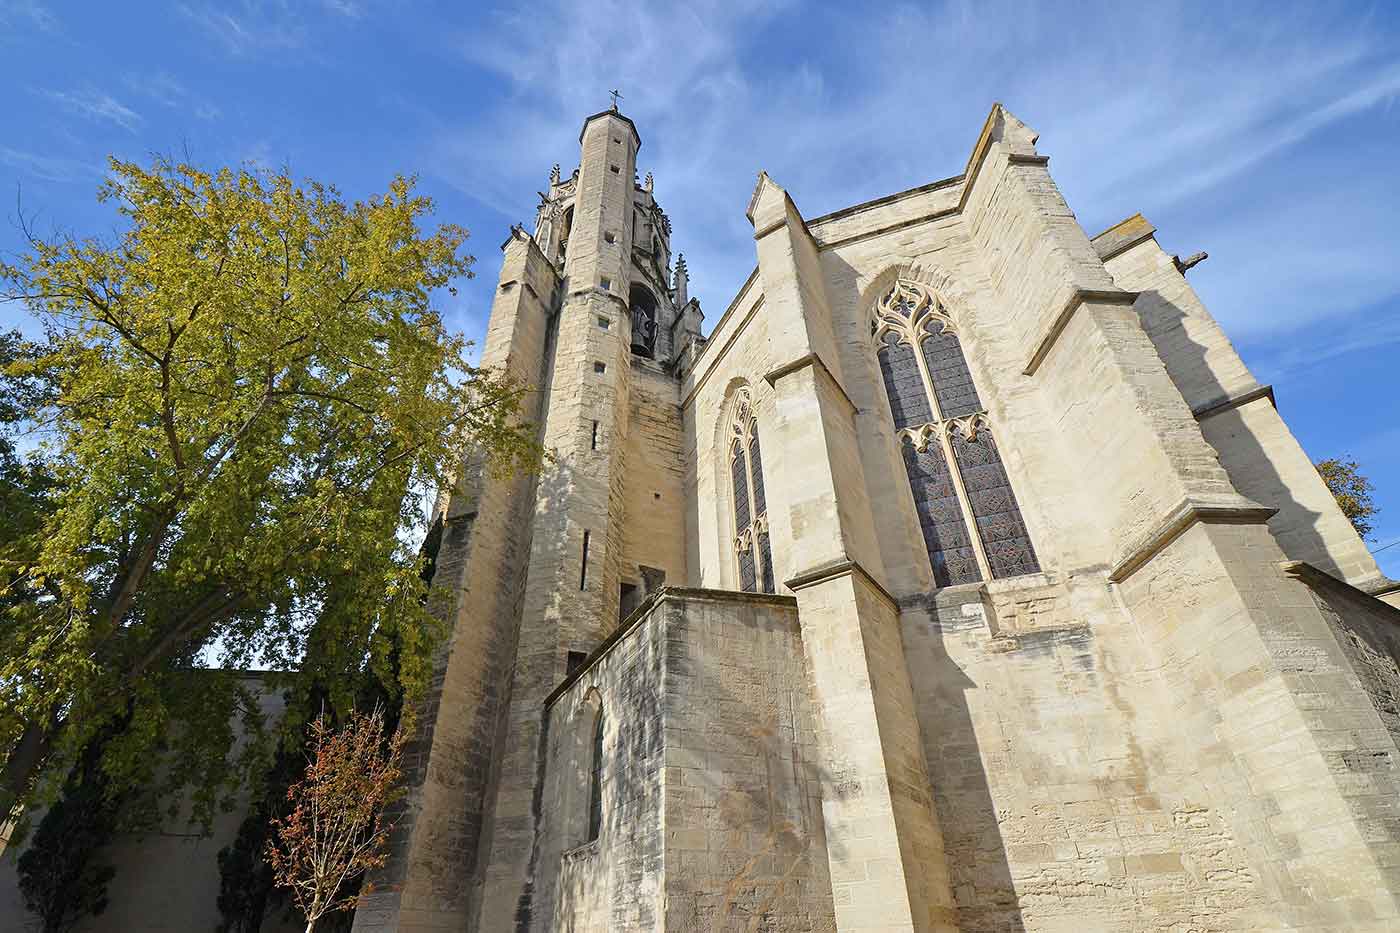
[1,717,57,833]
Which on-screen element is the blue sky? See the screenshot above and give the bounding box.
[1,0,1397,577]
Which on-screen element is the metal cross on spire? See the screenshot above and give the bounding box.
[609,89,623,111]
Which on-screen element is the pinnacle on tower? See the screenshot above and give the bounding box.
[550,163,561,184]
[673,252,688,307]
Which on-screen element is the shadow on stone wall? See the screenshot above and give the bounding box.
[540,591,846,932]
[906,594,1027,933]
[1135,287,1337,579]
[662,596,845,932]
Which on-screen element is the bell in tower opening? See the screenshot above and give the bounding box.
[629,284,658,358]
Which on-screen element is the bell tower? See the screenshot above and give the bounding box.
[473,106,694,930]
[354,105,701,933]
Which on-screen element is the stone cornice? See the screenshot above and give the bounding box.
[957,103,1003,216]
[1022,288,1139,376]
[1191,384,1276,421]
[806,174,964,229]
[578,108,641,150]
[762,352,858,416]
[812,204,961,251]
[752,216,787,240]
[1108,497,1278,583]
[1373,578,1400,599]
[563,285,629,314]
[1280,560,1400,624]
[542,586,798,708]
[782,103,1041,254]
[795,105,1002,253]
[1091,213,1158,262]
[784,557,898,611]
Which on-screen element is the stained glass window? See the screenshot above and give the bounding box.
[873,280,1040,585]
[879,332,933,429]
[729,386,775,594]
[901,437,981,586]
[950,425,1040,579]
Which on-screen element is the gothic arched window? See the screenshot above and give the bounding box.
[873,280,1040,587]
[729,387,775,594]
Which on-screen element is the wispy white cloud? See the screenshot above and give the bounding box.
[1249,301,1400,381]
[177,0,365,54]
[0,145,98,183]
[318,0,366,17]
[124,72,222,121]
[430,0,1400,362]
[0,0,55,31]
[37,87,143,132]
[177,2,305,54]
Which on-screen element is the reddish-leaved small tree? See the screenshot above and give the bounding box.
[266,707,406,933]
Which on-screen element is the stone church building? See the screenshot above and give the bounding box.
[4,102,1398,933]
[339,103,1400,933]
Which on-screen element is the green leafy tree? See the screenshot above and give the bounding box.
[0,330,59,617]
[0,157,537,826]
[16,728,126,933]
[1317,457,1380,540]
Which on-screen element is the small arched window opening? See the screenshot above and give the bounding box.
[558,205,574,264]
[586,708,605,842]
[729,386,775,594]
[629,284,658,359]
[872,279,1040,586]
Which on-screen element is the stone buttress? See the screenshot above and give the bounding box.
[354,102,1400,933]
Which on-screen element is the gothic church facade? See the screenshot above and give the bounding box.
[353,105,1400,933]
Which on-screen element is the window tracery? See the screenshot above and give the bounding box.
[729,386,775,594]
[872,280,1039,586]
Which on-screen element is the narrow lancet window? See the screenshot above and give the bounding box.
[587,710,604,841]
[872,280,1040,586]
[728,386,775,594]
[580,530,591,590]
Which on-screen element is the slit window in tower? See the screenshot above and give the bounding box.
[598,316,610,329]
[610,164,620,174]
[871,279,1040,586]
[604,231,616,244]
[594,361,606,374]
[591,421,599,450]
[600,277,611,291]
[580,530,590,590]
[567,650,587,676]
[587,711,604,841]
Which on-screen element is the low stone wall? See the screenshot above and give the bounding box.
[0,674,300,933]
[533,587,836,933]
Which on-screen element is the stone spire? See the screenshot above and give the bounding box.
[673,252,688,307]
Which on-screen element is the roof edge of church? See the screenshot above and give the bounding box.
[805,172,966,229]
